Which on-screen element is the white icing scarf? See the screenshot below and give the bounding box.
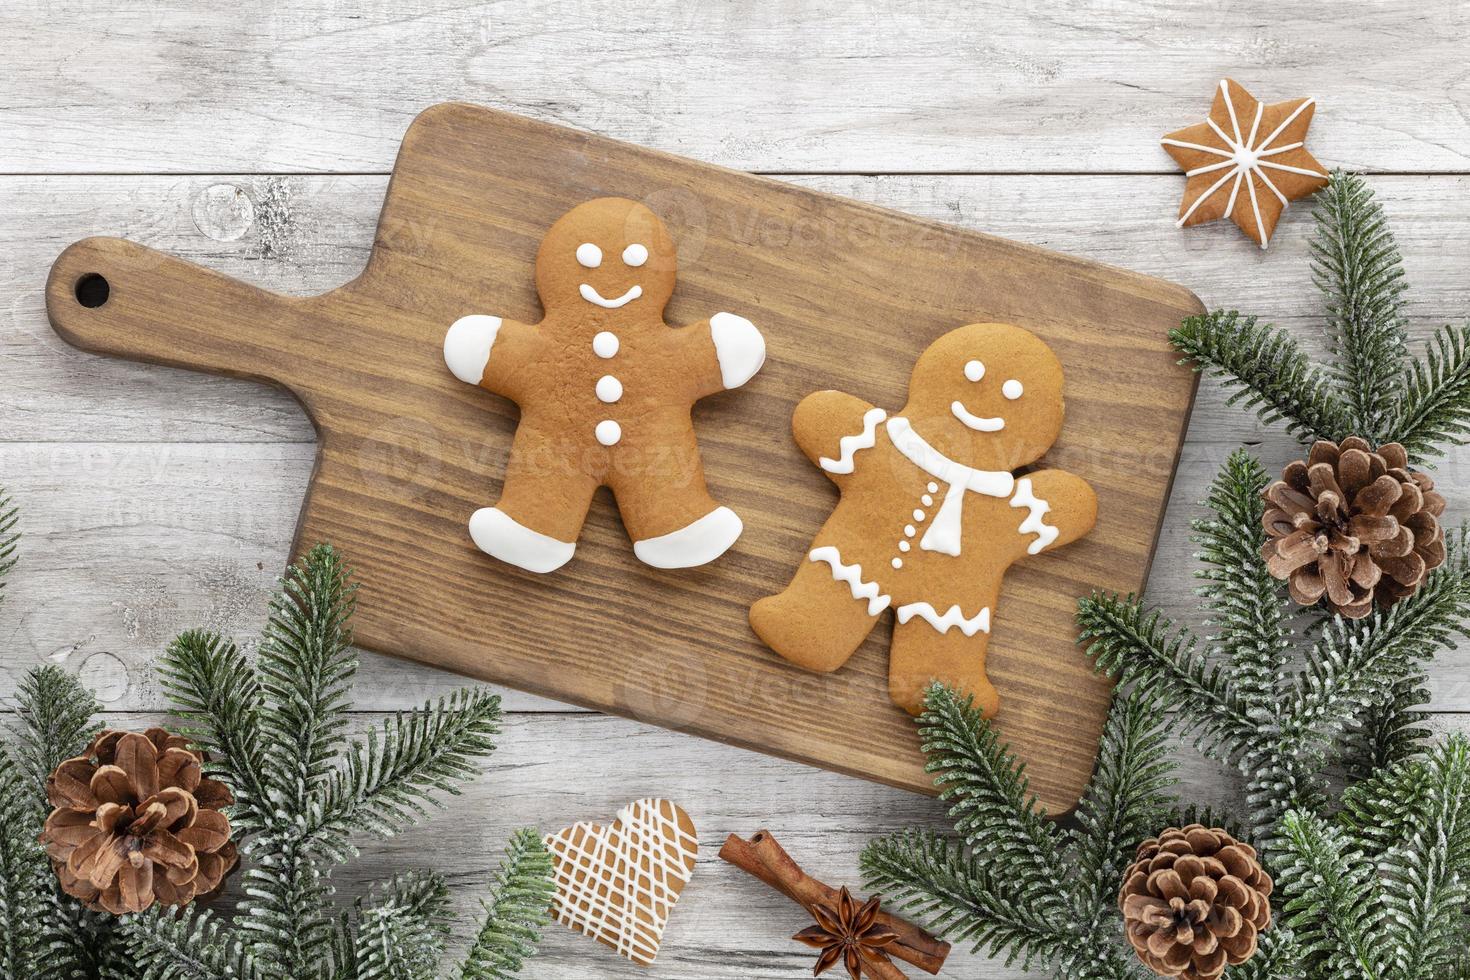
[885,416,1015,556]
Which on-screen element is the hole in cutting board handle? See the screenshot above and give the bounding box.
[74,273,110,308]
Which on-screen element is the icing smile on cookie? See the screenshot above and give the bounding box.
[580,282,643,308]
[950,400,1005,432]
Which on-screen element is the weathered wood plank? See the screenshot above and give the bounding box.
[1,1,1465,174]
[5,174,1467,445]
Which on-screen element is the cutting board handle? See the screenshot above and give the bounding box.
[47,236,308,392]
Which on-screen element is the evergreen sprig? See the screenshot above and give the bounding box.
[1311,168,1411,441]
[130,544,553,980]
[862,683,1166,977]
[1171,171,1470,463]
[1171,310,1351,443]
[1395,323,1470,460]
[1275,736,1470,978]
[458,829,557,980]
[0,488,17,603]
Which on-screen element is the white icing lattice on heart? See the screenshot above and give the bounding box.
[544,798,699,966]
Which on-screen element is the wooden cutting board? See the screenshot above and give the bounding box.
[46,103,1200,810]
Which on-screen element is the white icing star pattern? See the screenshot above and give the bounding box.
[1162,80,1328,249]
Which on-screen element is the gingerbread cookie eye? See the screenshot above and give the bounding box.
[576,242,603,268]
[622,243,649,267]
[964,359,985,382]
[1003,379,1024,400]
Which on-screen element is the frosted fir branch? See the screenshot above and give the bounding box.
[157,632,272,835]
[1192,450,1290,709]
[123,906,260,980]
[1339,671,1433,782]
[1337,755,1431,862]
[1171,311,1353,444]
[0,751,49,977]
[257,543,359,819]
[861,830,1076,973]
[1075,594,1256,761]
[348,872,451,980]
[1375,736,1470,978]
[1274,810,1383,977]
[0,488,16,604]
[1391,322,1470,463]
[916,685,1072,927]
[1282,539,1470,757]
[1227,928,1307,980]
[310,688,502,854]
[1242,750,1330,853]
[236,834,336,978]
[458,830,556,980]
[1067,685,1176,922]
[6,664,101,800]
[1311,170,1411,440]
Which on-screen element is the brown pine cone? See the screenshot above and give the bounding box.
[40,727,238,915]
[1119,825,1272,980]
[1261,437,1446,619]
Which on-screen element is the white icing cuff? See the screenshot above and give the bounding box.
[445,314,502,385]
[633,506,743,569]
[469,507,575,574]
[709,312,766,389]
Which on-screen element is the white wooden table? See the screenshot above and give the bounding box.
[3,3,1468,976]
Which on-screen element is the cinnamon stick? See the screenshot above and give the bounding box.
[720,830,951,976]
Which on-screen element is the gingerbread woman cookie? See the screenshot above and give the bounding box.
[750,323,1096,716]
[444,198,766,573]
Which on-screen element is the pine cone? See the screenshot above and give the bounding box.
[1119,825,1272,980]
[40,727,238,915]
[1261,437,1446,619]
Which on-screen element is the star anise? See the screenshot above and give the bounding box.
[793,887,901,980]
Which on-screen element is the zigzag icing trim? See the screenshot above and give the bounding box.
[896,602,991,637]
[819,408,888,474]
[809,546,891,615]
[1011,477,1059,555]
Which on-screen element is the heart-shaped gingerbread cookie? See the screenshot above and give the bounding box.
[544,798,699,966]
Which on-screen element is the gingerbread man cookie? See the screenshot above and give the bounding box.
[444,198,766,573]
[750,323,1096,716]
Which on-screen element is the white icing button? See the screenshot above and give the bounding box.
[593,331,619,358]
[899,540,911,552]
[576,242,602,268]
[596,375,623,403]
[1003,379,1024,400]
[921,494,933,506]
[892,558,903,569]
[927,482,938,493]
[623,243,649,267]
[964,359,985,382]
[595,420,622,446]
[913,509,925,522]
[904,525,916,538]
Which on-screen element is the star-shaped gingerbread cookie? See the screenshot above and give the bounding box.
[1162,79,1329,248]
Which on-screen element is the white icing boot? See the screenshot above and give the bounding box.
[633,506,743,569]
[709,312,766,388]
[469,507,575,574]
